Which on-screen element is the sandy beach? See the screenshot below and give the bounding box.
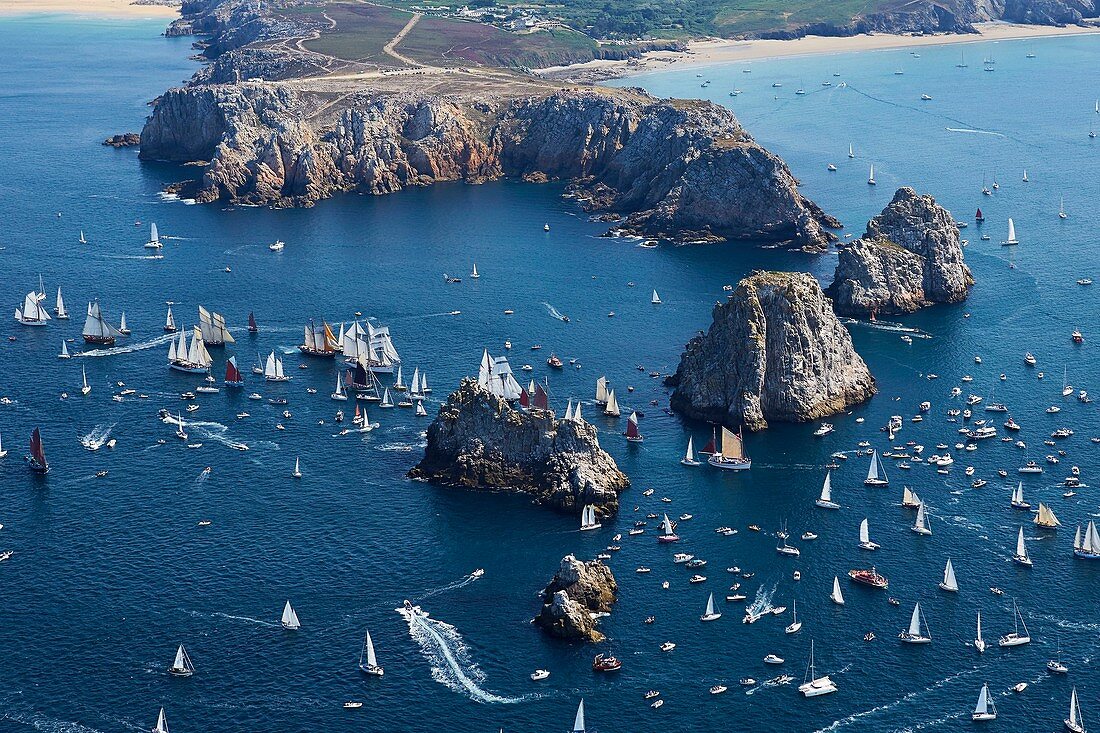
[539,22,1100,80]
[0,0,178,18]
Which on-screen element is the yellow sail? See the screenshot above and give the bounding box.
[323,322,337,351]
[721,427,743,460]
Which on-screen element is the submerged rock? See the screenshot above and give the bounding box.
[668,271,875,431]
[826,187,973,316]
[534,555,617,643]
[408,378,628,515]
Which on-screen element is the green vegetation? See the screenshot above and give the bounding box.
[292,4,416,65]
[400,16,599,67]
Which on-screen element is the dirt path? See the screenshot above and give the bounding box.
[383,12,424,67]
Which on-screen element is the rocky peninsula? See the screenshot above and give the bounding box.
[826,187,974,316]
[408,379,628,515]
[668,271,876,431]
[534,555,617,643]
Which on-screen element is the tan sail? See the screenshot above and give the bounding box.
[1034,502,1061,528]
[720,427,744,460]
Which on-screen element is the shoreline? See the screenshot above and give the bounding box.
[0,0,178,19]
[538,22,1100,81]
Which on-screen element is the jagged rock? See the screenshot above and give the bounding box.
[668,271,875,431]
[533,555,617,643]
[408,378,628,515]
[139,86,839,249]
[103,133,141,148]
[826,187,974,316]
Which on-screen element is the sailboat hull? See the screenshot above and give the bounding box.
[898,634,931,644]
[358,664,384,676]
[864,478,888,486]
[998,634,1030,647]
[1073,549,1100,559]
[83,334,115,346]
[815,500,840,509]
[24,456,49,474]
[169,362,210,374]
[681,458,700,466]
[708,455,751,470]
[167,668,193,677]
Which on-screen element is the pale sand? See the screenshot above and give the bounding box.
[0,0,178,18]
[539,22,1100,79]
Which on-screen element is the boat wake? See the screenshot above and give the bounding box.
[814,667,980,732]
[542,302,568,322]
[744,674,794,696]
[159,414,250,451]
[79,423,115,451]
[377,442,416,453]
[745,581,778,619]
[419,569,485,600]
[73,333,175,358]
[398,605,524,704]
[840,318,932,338]
[945,127,1006,137]
[0,709,107,733]
[188,610,279,628]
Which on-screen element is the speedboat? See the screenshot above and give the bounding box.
[763,654,784,664]
[709,685,727,694]
[530,669,550,681]
[659,642,676,652]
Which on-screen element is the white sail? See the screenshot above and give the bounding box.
[154,707,169,733]
[705,592,716,617]
[830,576,844,605]
[1068,688,1081,730]
[381,387,393,407]
[55,287,67,318]
[820,472,832,502]
[1006,218,1018,244]
[651,289,661,304]
[150,223,159,246]
[17,290,50,324]
[976,612,985,647]
[82,300,121,340]
[1074,525,1083,551]
[165,305,175,331]
[914,502,930,533]
[908,603,923,636]
[974,684,991,716]
[410,367,421,396]
[119,312,128,332]
[1034,502,1061,527]
[573,699,586,733]
[868,163,875,182]
[1016,527,1029,561]
[941,559,958,591]
[684,436,695,462]
[82,364,89,391]
[865,449,887,483]
[573,401,583,423]
[60,341,69,358]
[281,600,300,629]
[365,630,378,667]
[595,376,608,403]
[1088,521,1100,553]
[265,351,277,378]
[564,400,574,421]
[859,518,871,544]
[604,389,620,417]
[903,486,916,505]
[198,306,235,345]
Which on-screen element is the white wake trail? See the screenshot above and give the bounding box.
[419,570,485,600]
[72,333,175,358]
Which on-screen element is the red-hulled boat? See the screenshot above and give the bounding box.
[848,567,889,589]
[224,355,245,387]
[592,654,622,672]
[25,427,49,474]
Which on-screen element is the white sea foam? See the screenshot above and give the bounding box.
[72,333,175,358]
[189,610,279,628]
[541,302,568,321]
[79,423,115,451]
[419,570,485,600]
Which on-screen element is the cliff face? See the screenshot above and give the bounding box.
[826,187,974,316]
[668,271,875,431]
[408,378,629,515]
[534,555,617,643]
[139,86,839,249]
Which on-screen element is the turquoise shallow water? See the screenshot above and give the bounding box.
[0,18,1098,733]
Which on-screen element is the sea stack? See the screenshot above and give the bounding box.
[667,271,875,431]
[534,555,617,643]
[826,186,974,316]
[408,378,628,515]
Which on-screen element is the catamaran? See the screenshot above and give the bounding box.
[1003,217,1019,245]
[224,356,244,387]
[24,427,49,474]
[144,222,162,249]
[708,427,750,470]
[264,351,290,382]
[168,644,195,677]
[651,289,661,304]
[911,501,932,535]
[603,389,620,417]
[579,505,601,531]
[359,630,384,675]
[1065,687,1086,733]
[864,450,888,485]
[82,300,122,345]
[798,640,837,697]
[299,319,339,356]
[1013,526,1033,566]
[54,287,68,319]
[1034,502,1061,529]
[168,327,213,374]
[15,289,51,326]
[974,611,986,653]
[624,411,643,443]
[1073,520,1100,559]
[164,304,177,333]
[198,306,234,347]
[972,683,997,721]
[997,599,1031,647]
[815,472,839,509]
[829,576,845,605]
[700,592,721,621]
[858,518,879,550]
[899,602,931,643]
[938,559,959,592]
[281,600,301,629]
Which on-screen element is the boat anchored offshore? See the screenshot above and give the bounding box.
[708,427,750,470]
[358,631,384,676]
[997,599,1031,647]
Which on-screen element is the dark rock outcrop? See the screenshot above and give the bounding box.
[138,86,839,249]
[668,271,875,431]
[826,187,974,316]
[534,555,617,643]
[408,378,629,515]
[103,133,141,148]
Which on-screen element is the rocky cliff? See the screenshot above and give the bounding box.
[408,378,629,515]
[826,187,974,316]
[139,85,839,249]
[534,555,617,643]
[668,271,875,431]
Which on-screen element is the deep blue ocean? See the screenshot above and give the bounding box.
[0,16,1097,733]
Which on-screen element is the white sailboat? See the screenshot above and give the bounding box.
[198,306,234,346]
[81,364,91,395]
[815,471,839,509]
[168,327,213,373]
[1034,502,1061,528]
[331,372,347,401]
[409,367,424,400]
[785,600,802,633]
[1065,687,1085,733]
[798,639,837,697]
[0,430,6,458]
[118,312,130,335]
[579,505,601,531]
[997,599,1030,646]
[902,486,921,508]
[54,287,68,319]
[164,304,177,333]
[830,575,845,605]
[564,400,575,421]
[858,518,879,550]
[393,365,406,391]
[359,630,384,675]
[974,611,987,653]
[1060,196,1068,219]
[1073,520,1100,559]
[82,299,122,345]
[572,401,582,423]
[1010,481,1030,509]
[864,449,888,485]
[681,436,700,466]
[938,558,959,592]
[708,426,751,470]
[79,229,86,244]
[972,683,997,721]
[264,351,289,382]
[415,400,428,416]
[594,376,609,404]
[848,142,855,158]
[700,592,721,621]
[470,263,479,279]
[15,289,51,326]
[153,707,170,733]
[651,289,662,304]
[867,163,876,185]
[281,600,301,630]
[144,222,162,249]
[380,387,394,408]
[603,389,620,417]
[292,457,302,478]
[168,643,195,677]
[911,501,932,535]
[899,602,931,643]
[58,341,70,359]
[1003,217,1019,245]
[1013,526,1033,566]
[572,699,586,733]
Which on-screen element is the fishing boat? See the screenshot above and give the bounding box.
[163,304,177,333]
[1013,526,1033,566]
[708,427,750,470]
[651,289,661,304]
[281,600,301,629]
[798,640,837,697]
[603,389,620,417]
[144,223,162,249]
[858,518,879,550]
[1003,218,1019,245]
[974,611,987,653]
[299,319,340,356]
[263,351,290,382]
[848,567,888,589]
[681,436,700,466]
[938,558,959,592]
[815,471,839,509]
[168,327,212,374]
[24,427,49,474]
[867,163,876,185]
[829,576,845,605]
[898,602,931,644]
[657,514,679,543]
[53,287,69,320]
[81,300,121,345]
[579,505,602,532]
[358,630,384,676]
[198,306,234,347]
[911,501,932,535]
[153,707,170,733]
[864,450,888,486]
[1065,687,1086,733]
[1034,502,1061,529]
[700,592,721,621]
[1073,521,1100,559]
[997,600,1033,649]
[168,644,195,677]
[972,683,997,721]
[624,412,643,443]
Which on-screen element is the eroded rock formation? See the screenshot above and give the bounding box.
[534,554,617,643]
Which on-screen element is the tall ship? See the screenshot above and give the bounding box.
[82,300,123,345]
[344,357,382,400]
[264,351,290,382]
[24,427,49,474]
[299,319,340,356]
[707,427,750,470]
[14,289,50,326]
[168,326,213,373]
[198,306,235,347]
[477,350,523,400]
[366,322,400,373]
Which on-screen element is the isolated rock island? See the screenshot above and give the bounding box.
[408,378,628,515]
[668,271,875,431]
[826,187,974,316]
[534,555,618,643]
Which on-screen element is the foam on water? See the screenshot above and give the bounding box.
[71,333,175,358]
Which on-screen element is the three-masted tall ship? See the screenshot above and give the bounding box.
[168,326,213,373]
[198,306,234,347]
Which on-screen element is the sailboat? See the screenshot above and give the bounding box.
[785,600,802,633]
[898,602,931,643]
[902,486,921,509]
[198,306,234,346]
[264,351,290,382]
[54,287,68,319]
[972,683,997,721]
[167,644,195,677]
[681,436,700,466]
[329,371,348,401]
[58,341,70,359]
[1022,169,1029,182]
[798,640,837,697]
[624,411,643,443]
[0,430,6,459]
[81,364,91,395]
[867,163,876,185]
[708,427,750,470]
[911,501,932,535]
[997,599,1031,646]
[651,289,662,304]
[359,630,384,675]
[83,300,122,345]
[24,427,49,474]
[815,472,839,509]
[1013,527,1033,566]
[975,207,985,222]
[1073,520,1100,559]
[393,365,406,391]
[579,505,602,531]
[168,327,213,373]
[938,558,959,592]
[292,457,302,478]
[1010,481,1031,509]
[700,592,721,621]
[572,699,586,733]
[603,389,620,417]
[79,229,87,244]
[594,376,609,404]
[247,311,259,333]
[974,611,987,653]
[830,576,845,605]
[1060,197,1068,219]
[380,387,394,408]
[1034,502,1061,529]
[1063,366,1074,397]
[409,367,425,401]
[657,513,680,543]
[848,143,855,158]
[470,263,479,279]
[153,707,170,733]
[1065,687,1085,733]
[118,312,131,335]
[415,400,427,416]
[163,304,177,333]
[1002,217,1019,245]
[864,449,888,486]
[281,600,301,629]
[299,319,339,356]
[144,222,162,249]
[14,289,51,326]
[224,356,244,387]
[858,518,879,550]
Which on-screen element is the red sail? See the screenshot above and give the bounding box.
[248,311,258,331]
[30,427,46,465]
[701,427,717,455]
[975,208,983,221]
[533,384,549,410]
[625,413,640,439]
[225,356,242,383]
[519,388,529,408]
